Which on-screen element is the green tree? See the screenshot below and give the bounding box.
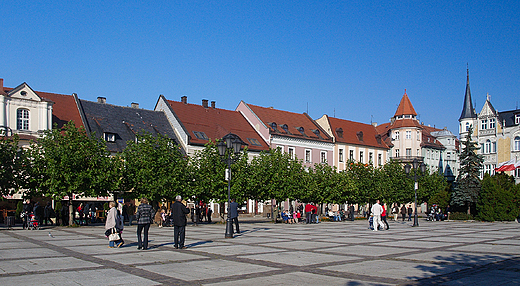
[346,161,377,204]
[190,142,227,203]
[477,173,520,221]
[0,134,25,196]
[451,127,483,214]
[30,121,117,225]
[418,169,448,204]
[120,132,189,202]
[377,160,413,204]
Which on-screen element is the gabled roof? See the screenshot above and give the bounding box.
[243,103,333,143]
[2,83,83,129]
[459,68,477,120]
[78,99,179,153]
[327,116,389,149]
[165,98,269,152]
[420,125,447,150]
[394,90,417,117]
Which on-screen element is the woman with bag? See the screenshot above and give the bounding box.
[105,201,124,248]
[135,197,155,250]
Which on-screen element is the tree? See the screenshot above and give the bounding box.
[451,127,483,214]
[377,160,413,204]
[30,121,117,225]
[477,173,520,221]
[120,132,189,202]
[0,135,24,197]
[418,169,448,204]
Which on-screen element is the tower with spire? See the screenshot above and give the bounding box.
[459,67,477,139]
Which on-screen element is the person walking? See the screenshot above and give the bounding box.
[381,203,389,230]
[305,203,312,224]
[22,199,32,229]
[391,203,399,221]
[171,195,190,249]
[407,205,413,221]
[229,198,240,234]
[400,204,407,221]
[105,201,124,248]
[207,207,212,223]
[370,200,385,231]
[135,198,154,250]
[43,202,54,226]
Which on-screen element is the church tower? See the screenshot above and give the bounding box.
[459,68,477,139]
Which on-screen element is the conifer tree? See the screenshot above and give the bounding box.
[451,126,483,214]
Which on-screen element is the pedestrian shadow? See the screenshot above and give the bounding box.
[185,240,214,248]
[405,252,519,283]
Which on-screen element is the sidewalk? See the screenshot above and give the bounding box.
[1,219,519,285]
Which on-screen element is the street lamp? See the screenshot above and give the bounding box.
[217,133,246,238]
[404,158,426,227]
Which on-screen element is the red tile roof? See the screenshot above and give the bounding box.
[244,103,332,143]
[394,91,417,117]
[166,99,269,151]
[327,117,389,149]
[3,86,83,129]
[420,125,447,150]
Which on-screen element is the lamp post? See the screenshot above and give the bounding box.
[217,133,246,238]
[404,158,426,227]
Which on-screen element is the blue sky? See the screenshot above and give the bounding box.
[2,1,519,135]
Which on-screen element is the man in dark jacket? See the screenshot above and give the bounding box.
[229,199,240,234]
[171,195,190,249]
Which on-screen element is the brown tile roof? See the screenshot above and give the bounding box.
[3,86,82,129]
[420,125,446,150]
[394,91,417,116]
[327,117,389,149]
[166,99,269,152]
[244,103,333,143]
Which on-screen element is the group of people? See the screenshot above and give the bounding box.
[21,200,57,229]
[104,197,241,250]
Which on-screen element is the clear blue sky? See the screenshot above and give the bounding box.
[2,1,519,136]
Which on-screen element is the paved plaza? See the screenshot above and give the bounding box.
[1,218,519,285]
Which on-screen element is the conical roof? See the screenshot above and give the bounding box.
[459,68,477,120]
[394,90,417,117]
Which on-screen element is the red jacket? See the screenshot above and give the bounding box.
[382,205,387,216]
[305,204,313,213]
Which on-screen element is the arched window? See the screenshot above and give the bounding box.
[515,136,520,151]
[465,122,470,131]
[17,109,29,130]
[485,140,491,154]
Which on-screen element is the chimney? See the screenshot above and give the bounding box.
[202,99,209,108]
[0,78,5,95]
[131,102,139,109]
[181,96,187,104]
[211,101,216,109]
[97,97,106,104]
[372,122,377,127]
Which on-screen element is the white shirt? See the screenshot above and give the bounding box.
[371,203,383,216]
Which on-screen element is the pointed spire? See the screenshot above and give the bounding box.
[459,66,477,121]
[394,89,417,117]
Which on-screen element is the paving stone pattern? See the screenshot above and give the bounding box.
[1,219,519,285]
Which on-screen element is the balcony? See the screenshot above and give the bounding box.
[389,156,424,163]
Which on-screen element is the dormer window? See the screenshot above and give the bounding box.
[281,124,288,133]
[313,129,320,136]
[270,122,278,132]
[297,127,305,136]
[515,114,520,125]
[356,131,363,141]
[336,128,343,138]
[104,132,116,142]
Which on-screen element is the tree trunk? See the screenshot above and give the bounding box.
[467,201,471,215]
[69,197,74,226]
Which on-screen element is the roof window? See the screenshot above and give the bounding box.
[193,131,209,140]
[104,132,116,142]
[247,138,262,146]
[270,122,278,132]
[336,128,343,138]
[281,124,289,133]
[297,127,305,136]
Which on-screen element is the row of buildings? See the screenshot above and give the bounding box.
[1,72,518,212]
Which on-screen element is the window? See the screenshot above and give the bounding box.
[288,147,295,160]
[320,151,327,163]
[417,149,420,156]
[516,114,520,125]
[298,127,305,136]
[481,119,488,130]
[305,149,311,163]
[465,122,470,131]
[489,118,495,129]
[336,128,344,138]
[485,140,491,154]
[281,124,288,133]
[104,133,116,142]
[406,148,412,156]
[378,154,382,166]
[515,136,520,151]
[447,152,451,160]
[247,138,262,146]
[359,151,363,163]
[492,142,496,153]
[271,122,278,132]
[406,131,411,139]
[395,149,400,158]
[193,131,209,140]
[394,131,400,140]
[417,131,420,141]
[17,109,29,130]
[349,150,354,160]
[339,149,344,162]
[369,152,373,164]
